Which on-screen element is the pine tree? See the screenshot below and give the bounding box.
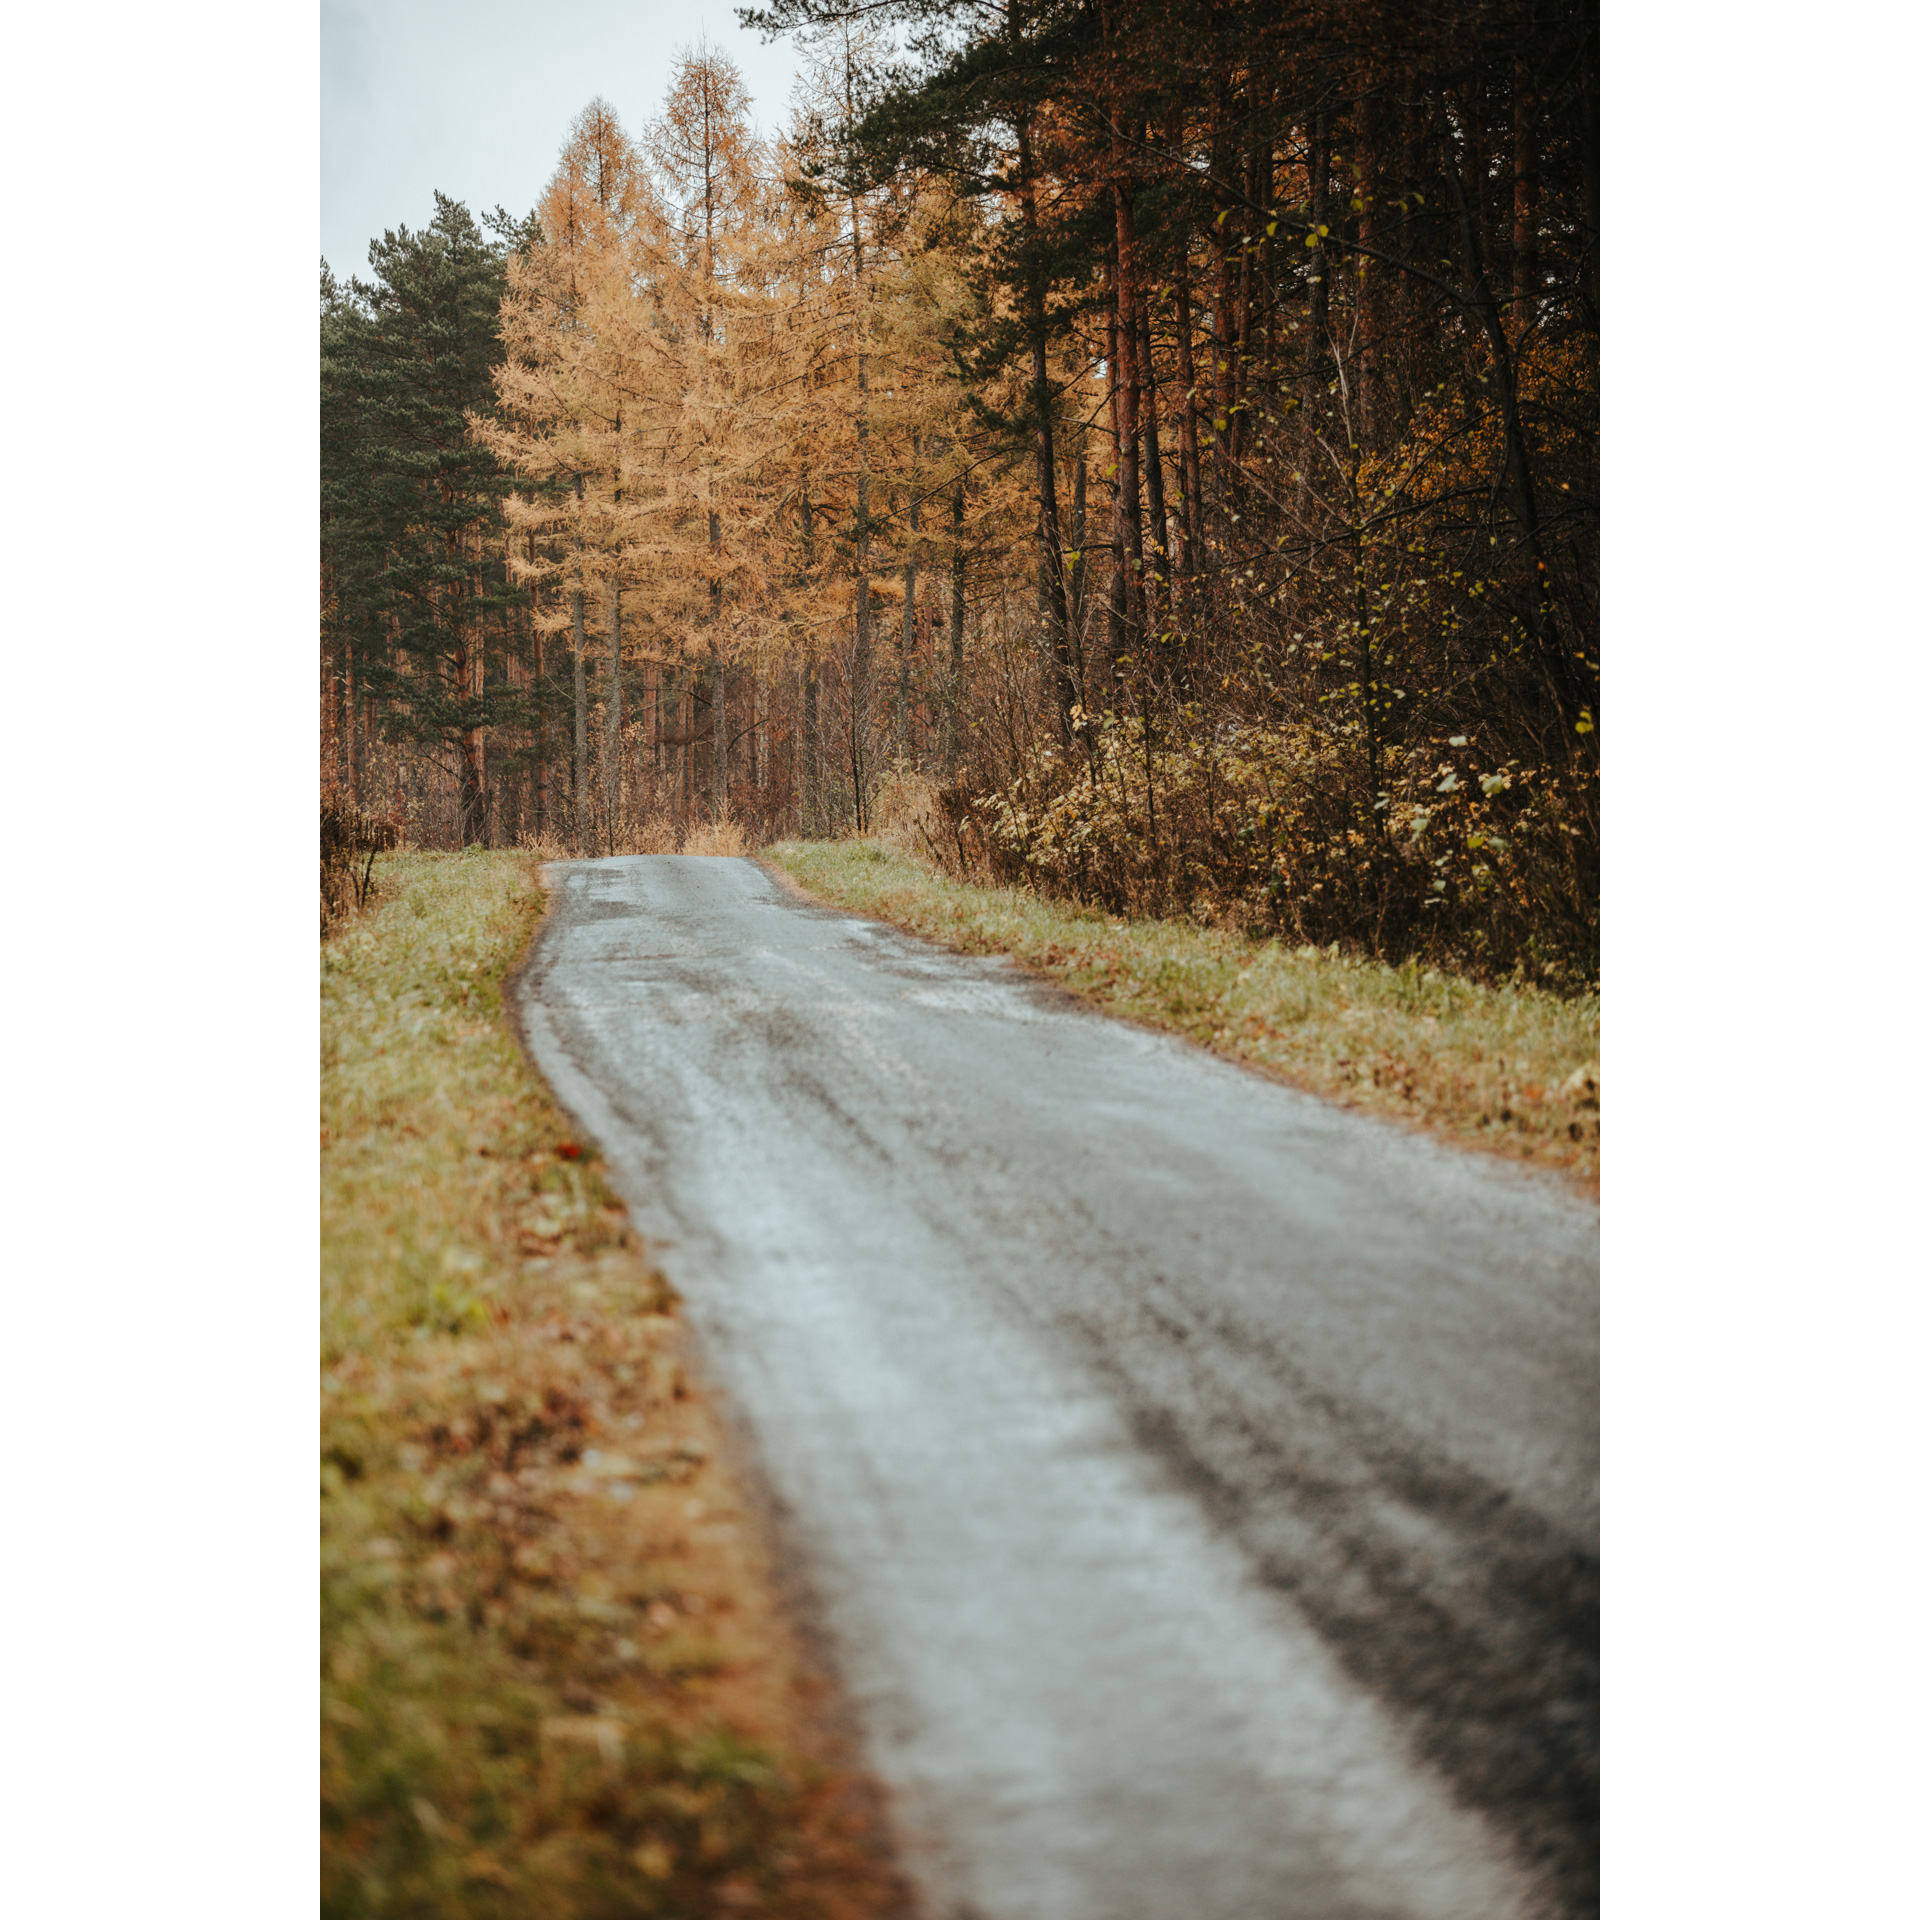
[483,102,650,851]
[321,194,520,844]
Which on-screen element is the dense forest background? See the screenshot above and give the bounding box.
[321,0,1597,982]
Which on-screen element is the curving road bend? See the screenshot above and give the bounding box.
[512,855,1599,1920]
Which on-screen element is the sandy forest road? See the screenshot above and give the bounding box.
[513,854,1599,1920]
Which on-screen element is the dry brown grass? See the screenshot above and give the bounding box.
[513,809,749,862]
[323,850,907,1918]
[682,811,749,858]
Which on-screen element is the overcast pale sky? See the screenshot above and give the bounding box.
[321,0,807,281]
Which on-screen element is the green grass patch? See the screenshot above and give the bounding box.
[761,839,1598,1186]
[322,849,904,1919]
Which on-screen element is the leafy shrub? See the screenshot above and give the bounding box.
[927,719,1595,987]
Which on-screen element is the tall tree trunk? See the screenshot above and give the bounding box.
[1461,71,1489,248]
[338,630,355,797]
[1234,111,1263,475]
[711,647,728,821]
[1108,240,1150,646]
[799,478,818,833]
[1581,0,1599,321]
[709,507,726,822]
[350,644,364,804]
[1439,129,1588,726]
[1104,68,1151,648]
[802,654,819,834]
[852,576,871,833]
[900,430,919,762]
[1136,284,1172,615]
[1354,89,1379,447]
[674,674,688,833]
[603,575,621,852]
[1301,99,1331,511]
[451,533,486,847]
[532,580,547,834]
[1103,261,1132,676]
[1171,238,1205,583]
[851,200,873,833]
[1512,52,1539,334]
[571,473,589,852]
[1067,449,1087,650]
[1209,63,1239,516]
[1012,95,1077,744]
[748,671,761,796]
[606,420,624,851]
[946,479,966,775]
[473,556,487,843]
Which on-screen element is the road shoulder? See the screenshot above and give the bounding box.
[322,849,912,1918]
[758,840,1598,1194]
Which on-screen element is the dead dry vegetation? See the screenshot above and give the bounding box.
[322,849,906,1919]
[762,831,1598,1187]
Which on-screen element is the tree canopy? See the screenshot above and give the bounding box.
[321,3,1598,980]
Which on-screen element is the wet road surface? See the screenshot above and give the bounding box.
[512,855,1599,1920]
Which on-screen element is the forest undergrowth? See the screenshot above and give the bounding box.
[763,817,1598,1187]
[321,850,906,1919]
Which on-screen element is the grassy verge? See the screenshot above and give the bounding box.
[322,849,905,1919]
[760,839,1598,1187]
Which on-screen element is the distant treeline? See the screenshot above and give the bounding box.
[321,0,1597,983]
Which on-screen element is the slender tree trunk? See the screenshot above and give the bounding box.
[710,508,726,822]
[473,557,487,843]
[1012,97,1077,744]
[1439,129,1588,725]
[946,479,966,774]
[532,592,547,833]
[1354,89,1379,447]
[900,430,919,762]
[352,650,366,805]
[450,532,486,846]
[338,631,355,797]
[1256,105,1277,402]
[1106,242,1148,648]
[1512,51,1539,335]
[1067,449,1087,650]
[1461,71,1489,244]
[1136,286,1172,613]
[571,474,589,851]
[1171,247,1205,582]
[1104,277,1132,678]
[1581,0,1599,321]
[606,417,624,851]
[1209,67,1239,515]
[712,652,728,821]
[674,675,688,833]
[603,575,621,853]
[852,574,871,832]
[748,670,761,796]
[1301,100,1331,510]
[1234,117,1261,475]
[1105,85,1151,646]
[799,478,818,833]
[851,201,873,832]
[802,654,819,834]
